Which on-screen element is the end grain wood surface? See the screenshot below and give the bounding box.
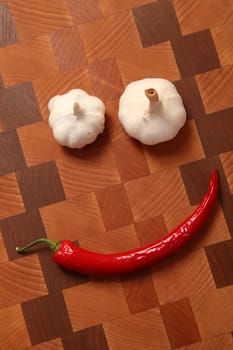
[0,1,232,349]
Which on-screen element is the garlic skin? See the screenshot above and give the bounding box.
[118,78,186,145]
[48,89,105,149]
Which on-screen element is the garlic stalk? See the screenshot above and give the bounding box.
[145,88,159,103]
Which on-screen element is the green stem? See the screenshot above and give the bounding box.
[16,238,59,253]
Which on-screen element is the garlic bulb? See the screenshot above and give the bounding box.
[48,89,105,149]
[118,78,186,145]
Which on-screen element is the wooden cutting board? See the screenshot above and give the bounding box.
[0,1,232,349]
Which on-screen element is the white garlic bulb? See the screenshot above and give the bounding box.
[48,89,105,149]
[118,78,186,145]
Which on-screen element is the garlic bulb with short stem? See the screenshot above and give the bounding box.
[48,89,105,149]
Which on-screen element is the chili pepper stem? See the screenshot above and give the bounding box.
[16,238,59,253]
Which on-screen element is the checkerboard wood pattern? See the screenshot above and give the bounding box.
[0,1,233,349]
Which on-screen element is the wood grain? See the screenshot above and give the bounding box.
[0,81,42,130]
[0,36,59,86]
[125,168,189,221]
[205,240,233,288]
[79,11,141,63]
[0,304,31,349]
[173,0,233,35]
[0,130,26,175]
[165,204,231,250]
[23,338,64,350]
[22,293,73,345]
[1,210,47,260]
[0,255,47,308]
[0,3,18,47]
[177,333,233,350]
[191,285,233,338]
[56,145,121,198]
[121,269,159,314]
[67,0,102,25]
[89,58,124,101]
[33,67,93,119]
[117,42,180,85]
[96,184,134,230]
[16,161,65,210]
[99,0,152,16]
[0,231,8,263]
[63,280,130,331]
[196,65,233,114]
[40,193,105,241]
[220,151,233,193]
[62,325,109,350]
[160,298,201,348]
[112,136,150,182]
[0,0,232,348]
[151,248,216,305]
[9,0,73,40]
[104,309,171,350]
[144,120,205,173]
[0,173,25,219]
[50,27,87,72]
[211,22,233,66]
[79,224,139,253]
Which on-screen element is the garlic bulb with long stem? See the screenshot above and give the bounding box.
[118,78,187,145]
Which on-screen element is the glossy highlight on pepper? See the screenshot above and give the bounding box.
[16,170,219,276]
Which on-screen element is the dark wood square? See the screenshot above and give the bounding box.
[0,210,46,260]
[0,130,26,176]
[0,81,42,130]
[16,161,66,210]
[22,293,72,345]
[0,3,18,47]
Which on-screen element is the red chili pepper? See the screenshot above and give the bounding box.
[16,170,218,275]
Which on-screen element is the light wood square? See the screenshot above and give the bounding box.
[0,255,47,309]
[191,285,233,338]
[40,193,105,241]
[196,65,233,114]
[151,248,216,305]
[17,121,65,167]
[0,36,58,87]
[104,309,171,350]
[125,168,190,222]
[99,0,154,16]
[56,145,121,199]
[0,231,8,263]
[63,280,130,331]
[117,42,180,86]
[173,0,233,35]
[144,120,204,173]
[79,224,139,253]
[0,304,31,349]
[212,22,233,66]
[79,11,141,63]
[177,333,233,350]
[9,0,73,40]
[220,151,233,194]
[0,173,25,220]
[33,67,93,119]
